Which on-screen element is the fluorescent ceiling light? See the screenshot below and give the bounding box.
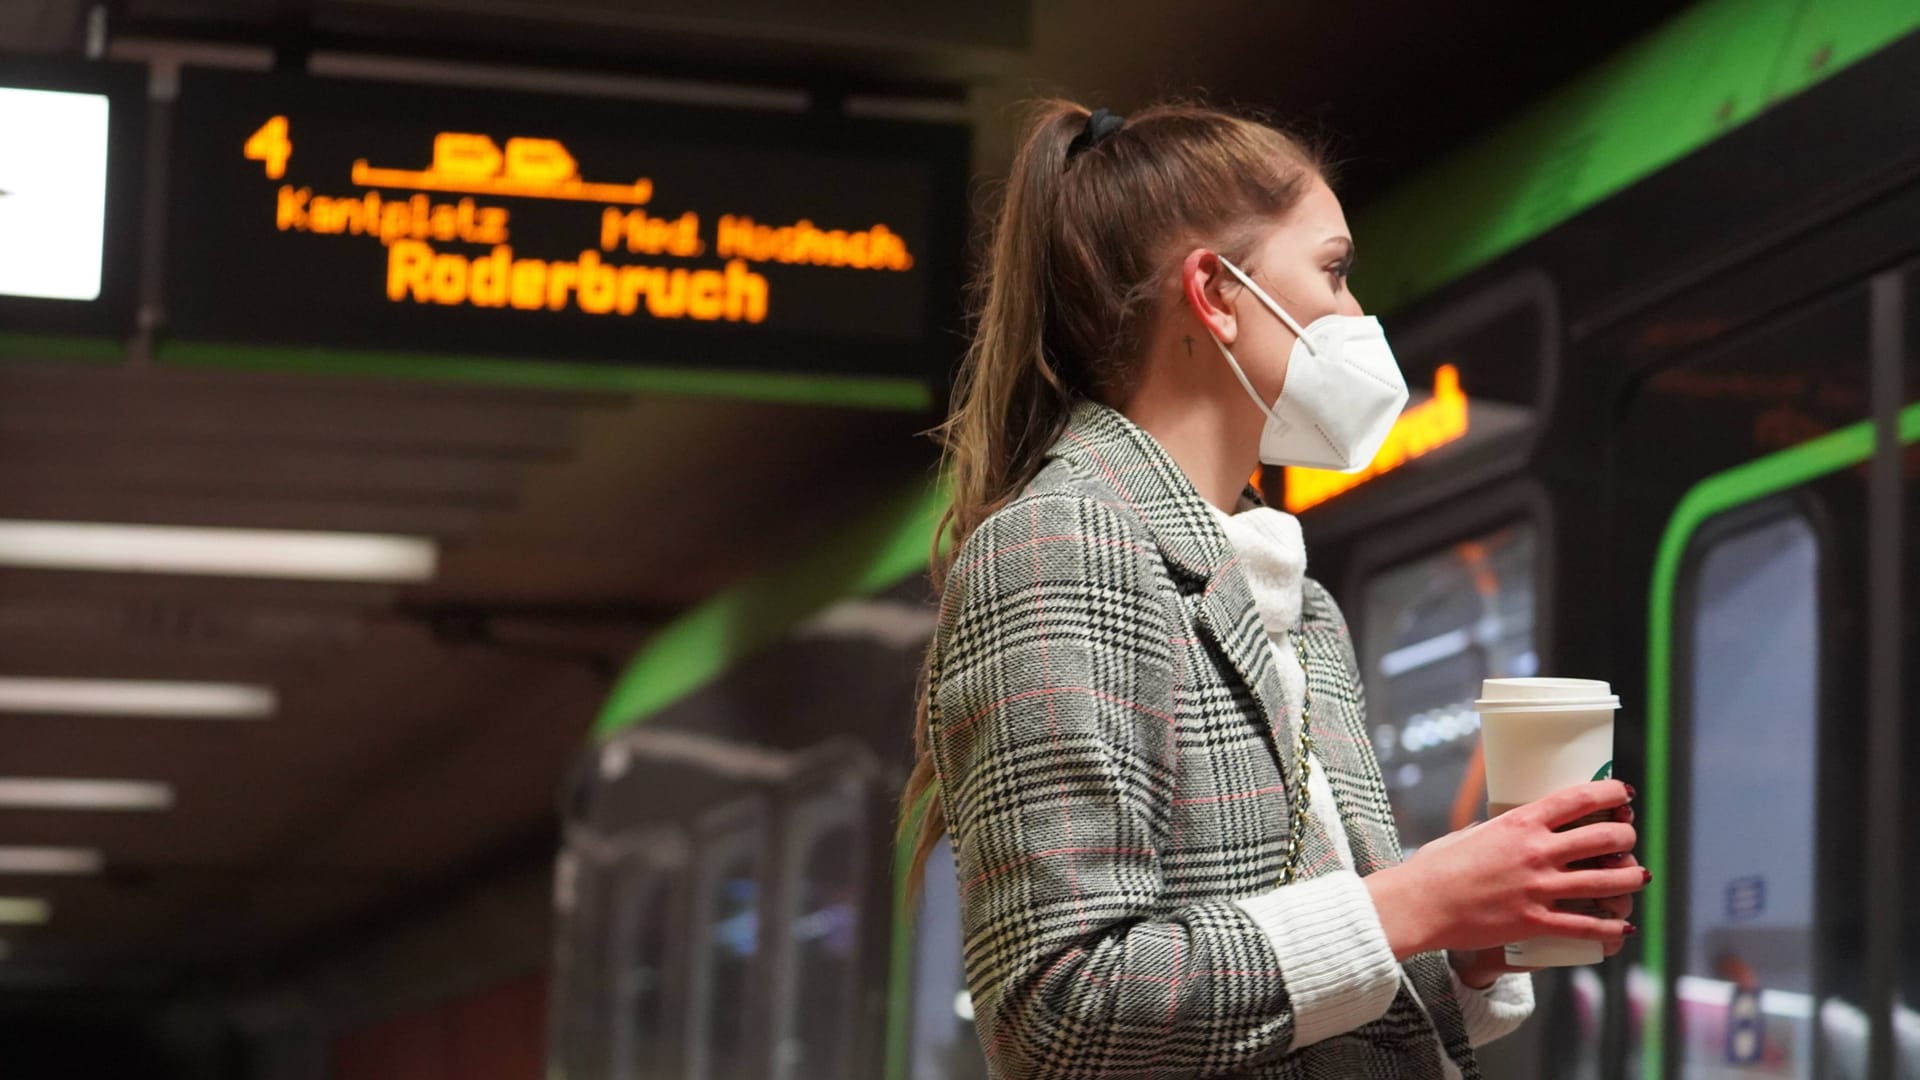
[0,520,438,583]
[0,899,49,925]
[0,677,274,718]
[0,779,173,811]
[0,847,103,875]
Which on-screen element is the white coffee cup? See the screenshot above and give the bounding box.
[1475,677,1620,968]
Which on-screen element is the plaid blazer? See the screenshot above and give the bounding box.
[929,399,1479,1079]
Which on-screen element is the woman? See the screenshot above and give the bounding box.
[900,102,1645,1079]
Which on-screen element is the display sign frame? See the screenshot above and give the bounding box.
[162,66,970,404]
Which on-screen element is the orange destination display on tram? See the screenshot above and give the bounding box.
[165,68,967,382]
[1283,364,1471,513]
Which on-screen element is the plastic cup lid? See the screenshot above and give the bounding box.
[1473,698,1620,714]
[1478,677,1612,700]
[1474,677,1618,713]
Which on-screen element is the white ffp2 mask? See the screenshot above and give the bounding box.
[1206,255,1409,472]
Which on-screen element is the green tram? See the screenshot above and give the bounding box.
[548,3,1920,1077]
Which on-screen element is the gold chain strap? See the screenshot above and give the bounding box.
[1277,627,1314,887]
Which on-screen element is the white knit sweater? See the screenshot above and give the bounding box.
[1206,499,1532,1071]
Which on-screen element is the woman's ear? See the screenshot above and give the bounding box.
[1180,248,1236,345]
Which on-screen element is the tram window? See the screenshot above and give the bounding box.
[691,836,763,1080]
[911,836,987,1080]
[774,819,862,1080]
[622,872,674,1080]
[551,850,615,1080]
[1677,512,1819,1077]
[1360,522,1539,854]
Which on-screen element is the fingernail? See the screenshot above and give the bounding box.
[1625,923,1639,936]
[1614,805,1635,822]
[1623,783,1637,801]
[1642,869,1653,884]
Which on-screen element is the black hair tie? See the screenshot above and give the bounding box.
[1066,107,1125,164]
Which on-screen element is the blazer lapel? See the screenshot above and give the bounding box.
[1046,401,1346,879]
[1223,481,1387,880]
[1190,563,1344,880]
[1294,604,1393,879]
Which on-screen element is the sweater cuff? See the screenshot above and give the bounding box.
[1233,870,1402,1049]
[1450,967,1535,1047]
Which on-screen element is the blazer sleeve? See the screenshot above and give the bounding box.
[929,492,1391,1079]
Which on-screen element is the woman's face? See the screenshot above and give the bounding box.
[1222,176,1363,403]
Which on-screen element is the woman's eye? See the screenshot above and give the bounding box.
[1329,262,1352,287]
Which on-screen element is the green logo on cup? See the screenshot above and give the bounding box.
[1593,760,1614,781]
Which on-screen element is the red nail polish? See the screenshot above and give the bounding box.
[1625,923,1639,936]
[1623,783,1637,801]
[1642,869,1653,884]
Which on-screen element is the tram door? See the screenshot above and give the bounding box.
[765,753,878,1080]
[685,798,773,1080]
[1613,277,1901,1079]
[609,829,688,1080]
[1356,510,1605,1080]
[1901,269,1920,1080]
[550,842,618,1080]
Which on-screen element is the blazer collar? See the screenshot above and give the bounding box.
[1046,398,1247,588]
[1045,399,1337,622]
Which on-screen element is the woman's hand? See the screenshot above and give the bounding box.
[1590,846,1640,958]
[1447,844,1641,990]
[1365,780,1645,961]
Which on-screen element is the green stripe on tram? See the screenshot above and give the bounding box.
[1352,0,1920,312]
[1643,401,1920,1078]
[592,475,949,739]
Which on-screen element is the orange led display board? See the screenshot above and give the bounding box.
[165,68,967,382]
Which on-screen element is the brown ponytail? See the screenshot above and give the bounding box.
[900,99,1326,901]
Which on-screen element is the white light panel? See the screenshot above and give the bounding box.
[0,899,50,925]
[0,677,274,718]
[0,847,103,875]
[0,520,438,582]
[0,87,110,302]
[0,779,173,811]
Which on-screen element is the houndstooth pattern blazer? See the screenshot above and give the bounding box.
[928,399,1480,1079]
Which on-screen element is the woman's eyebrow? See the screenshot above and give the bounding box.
[1324,236,1356,264]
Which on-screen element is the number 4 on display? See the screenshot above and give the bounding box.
[245,116,292,180]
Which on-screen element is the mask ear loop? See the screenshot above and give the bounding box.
[1205,254,1313,433]
[1215,255,1319,356]
[1209,333,1287,430]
